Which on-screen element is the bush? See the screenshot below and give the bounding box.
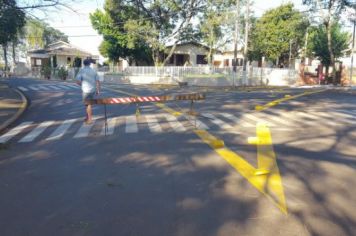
[41,65,51,79]
[58,67,68,80]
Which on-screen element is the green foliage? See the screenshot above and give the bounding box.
[90,8,152,65]
[40,63,51,79]
[308,23,350,66]
[52,55,57,68]
[90,0,205,66]
[199,0,233,64]
[73,57,82,68]
[26,18,68,49]
[250,3,309,65]
[0,0,26,70]
[57,67,68,80]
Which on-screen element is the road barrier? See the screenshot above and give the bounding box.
[87,93,206,135]
[85,93,205,105]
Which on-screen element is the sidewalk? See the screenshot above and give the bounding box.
[0,80,27,133]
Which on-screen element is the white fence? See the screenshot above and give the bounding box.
[119,66,298,86]
[25,65,299,86]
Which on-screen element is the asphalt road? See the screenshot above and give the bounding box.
[0,78,355,236]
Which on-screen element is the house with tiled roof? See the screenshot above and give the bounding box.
[27,41,99,69]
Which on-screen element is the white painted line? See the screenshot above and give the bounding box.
[100,117,118,135]
[277,112,314,126]
[48,85,61,90]
[333,110,356,117]
[46,119,77,141]
[220,113,254,128]
[297,112,336,126]
[125,115,138,133]
[202,113,234,129]
[17,86,28,91]
[184,115,209,130]
[29,86,39,91]
[267,115,291,126]
[73,121,95,138]
[64,84,79,88]
[314,112,356,125]
[0,122,33,143]
[164,114,187,132]
[145,115,162,133]
[19,121,54,143]
[37,85,51,91]
[57,85,72,90]
[243,113,275,127]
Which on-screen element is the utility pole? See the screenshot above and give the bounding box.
[242,0,250,85]
[289,39,293,68]
[350,19,355,84]
[233,0,240,74]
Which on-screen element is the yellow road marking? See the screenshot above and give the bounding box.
[108,86,288,214]
[255,89,326,111]
[196,126,287,215]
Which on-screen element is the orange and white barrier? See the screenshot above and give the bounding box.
[86,93,205,105]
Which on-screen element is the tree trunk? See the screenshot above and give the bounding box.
[243,0,250,84]
[12,41,16,65]
[233,0,240,73]
[162,43,178,66]
[3,44,8,77]
[325,21,336,85]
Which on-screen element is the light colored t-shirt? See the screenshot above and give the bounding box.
[76,66,99,93]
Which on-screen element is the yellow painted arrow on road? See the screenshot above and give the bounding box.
[195,123,287,215]
[106,86,287,214]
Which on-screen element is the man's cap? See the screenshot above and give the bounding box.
[83,59,91,66]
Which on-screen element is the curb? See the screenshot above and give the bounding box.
[0,87,28,133]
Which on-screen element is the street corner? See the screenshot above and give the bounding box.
[0,82,28,133]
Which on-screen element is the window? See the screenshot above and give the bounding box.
[224,59,229,67]
[36,59,42,66]
[196,55,208,65]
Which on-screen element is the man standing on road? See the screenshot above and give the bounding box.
[76,59,100,124]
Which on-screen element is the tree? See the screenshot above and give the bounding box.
[91,0,205,66]
[199,0,234,65]
[90,6,152,65]
[308,22,350,75]
[0,0,26,75]
[303,0,353,84]
[26,18,68,49]
[249,3,309,66]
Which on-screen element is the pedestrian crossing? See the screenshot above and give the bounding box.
[17,83,79,92]
[0,110,355,144]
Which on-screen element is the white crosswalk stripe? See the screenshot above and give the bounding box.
[164,114,187,132]
[29,86,39,91]
[277,112,315,126]
[56,85,71,90]
[37,85,51,91]
[267,114,292,126]
[64,84,79,89]
[19,121,54,143]
[184,115,209,130]
[202,113,234,129]
[18,86,28,91]
[46,119,77,141]
[243,113,275,127]
[0,122,33,143]
[145,115,162,133]
[100,117,118,135]
[48,85,61,90]
[297,112,336,126]
[314,111,356,125]
[74,121,95,138]
[125,115,138,133]
[220,113,254,128]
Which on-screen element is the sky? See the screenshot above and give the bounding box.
[40,0,347,61]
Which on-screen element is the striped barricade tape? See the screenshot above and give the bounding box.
[86,93,205,105]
